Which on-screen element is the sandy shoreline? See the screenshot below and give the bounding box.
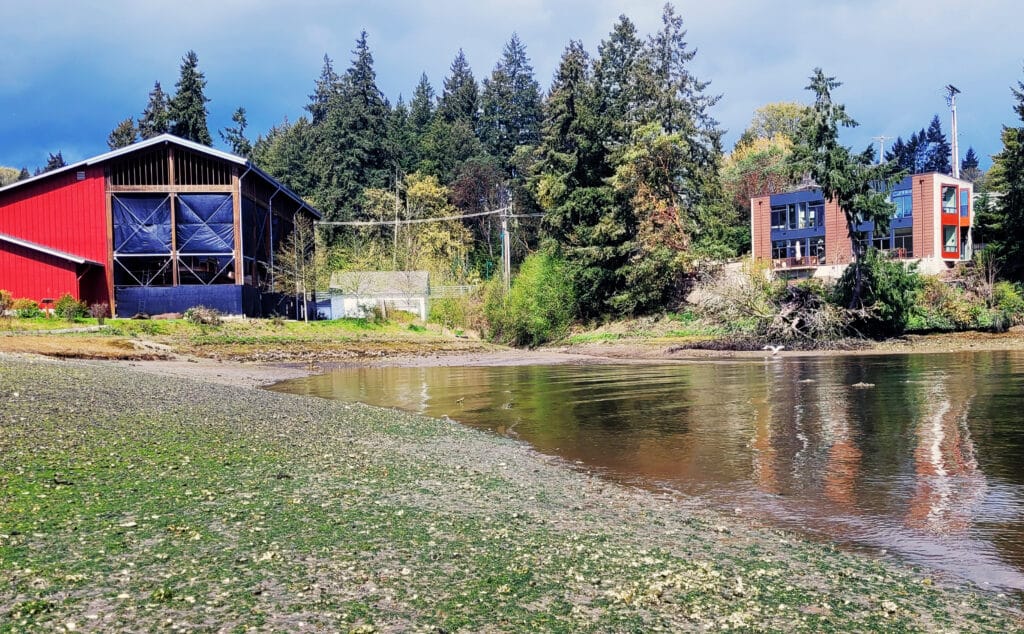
[102,329,1024,391]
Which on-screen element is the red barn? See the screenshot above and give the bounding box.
[0,135,319,317]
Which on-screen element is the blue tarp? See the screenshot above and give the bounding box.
[176,194,234,254]
[113,195,171,254]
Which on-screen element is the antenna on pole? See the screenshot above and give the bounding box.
[945,84,961,179]
[871,135,893,165]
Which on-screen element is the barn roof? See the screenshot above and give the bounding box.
[0,231,103,266]
[0,134,321,219]
[329,270,430,296]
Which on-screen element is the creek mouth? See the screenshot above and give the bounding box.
[268,351,1024,593]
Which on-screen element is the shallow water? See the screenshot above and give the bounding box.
[269,351,1024,591]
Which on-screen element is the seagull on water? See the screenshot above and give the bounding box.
[762,344,785,356]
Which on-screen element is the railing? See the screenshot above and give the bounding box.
[772,256,820,269]
[430,285,479,298]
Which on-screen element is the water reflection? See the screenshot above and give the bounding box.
[268,352,1024,590]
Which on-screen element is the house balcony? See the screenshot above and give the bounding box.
[772,255,821,269]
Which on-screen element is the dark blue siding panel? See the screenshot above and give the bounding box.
[115,286,244,317]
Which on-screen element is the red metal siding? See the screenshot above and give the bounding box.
[0,242,80,301]
[0,167,109,303]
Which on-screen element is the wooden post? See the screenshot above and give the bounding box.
[232,167,243,285]
[104,173,116,315]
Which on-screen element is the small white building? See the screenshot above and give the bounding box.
[328,270,430,320]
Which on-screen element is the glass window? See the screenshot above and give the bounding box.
[960,190,970,217]
[771,240,789,260]
[942,186,957,214]
[943,226,958,253]
[872,234,890,251]
[808,203,823,227]
[890,189,912,218]
[770,206,785,229]
[894,228,912,258]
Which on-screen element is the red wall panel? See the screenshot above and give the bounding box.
[0,167,109,303]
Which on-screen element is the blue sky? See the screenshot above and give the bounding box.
[1,0,1021,171]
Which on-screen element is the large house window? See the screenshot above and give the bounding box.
[943,226,958,253]
[769,201,824,230]
[872,234,891,251]
[941,186,957,215]
[771,240,789,260]
[891,189,912,218]
[893,228,913,257]
[960,189,970,217]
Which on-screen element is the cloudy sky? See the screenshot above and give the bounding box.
[1,0,1021,171]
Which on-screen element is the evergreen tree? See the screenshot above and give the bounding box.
[310,31,393,232]
[138,81,171,139]
[18,167,30,181]
[479,34,543,165]
[593,15,648,148]
[791,68,904,307]
[38,151,67,175]
[307,54,341,125]
[409,73,436,135]
[437,50,479,125]
[388,96,417,172]
[252,117,316,196]
[535,40,626,318]
[961,146,982,182]
[219,107,252,157]
[107,117,138,149]
[168,50,212,145]
[989,66,1024,280]
[922,115,952,173]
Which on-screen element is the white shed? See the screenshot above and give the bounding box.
[328,270,430,320]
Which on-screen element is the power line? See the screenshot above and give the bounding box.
[315,206,512,227]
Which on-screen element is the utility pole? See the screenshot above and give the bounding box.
[501,202,511,292]
[871,135,892,165]
[946,84,961,179]
[392,168,400,270]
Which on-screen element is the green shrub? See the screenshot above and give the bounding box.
[993,281,1024,326]
[429,296,468,330]
[835,250,921,337]
[54,293,87,321]
[484,251,576,347]
[12,298,43,319]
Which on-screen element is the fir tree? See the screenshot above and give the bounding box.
[791,68,904,308]
[310,31,393,232]
[138,81,171,139]
[307,54,341,125]
[219,107,252,157]
[479,33,543,165]
[437,50,479,125]
[107,117,138,149]
[18,167,30,181]
[409,73,436,135]
[169,50,212,145]
[593,15,648,147]
[252,117,316,196]
[388,96,416,172]
[38,151,67,175]
[535,40,626,318]
[961,146,982,182]
[922,115,952,173]
[989,66,1024,280]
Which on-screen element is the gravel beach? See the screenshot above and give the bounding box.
[1,352,1021,632]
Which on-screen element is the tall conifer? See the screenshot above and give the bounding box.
[169,51,212,145]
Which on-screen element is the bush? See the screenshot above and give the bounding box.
[54,293,87,321]
[183,305,222,326]
[484,251,576,347]
[89,302,110,324]
[835,249,921,337]
[993,281,1024,326]
[12,298,43,318]
[429,296,468,330]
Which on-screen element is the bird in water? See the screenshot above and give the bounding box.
[762,344,785,356]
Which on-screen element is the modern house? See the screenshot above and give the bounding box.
[751,172,973,277]
[0,134,320,317]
